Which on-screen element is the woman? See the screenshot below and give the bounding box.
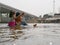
[15,12,24,30]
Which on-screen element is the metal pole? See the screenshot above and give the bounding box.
[53,0,55,15]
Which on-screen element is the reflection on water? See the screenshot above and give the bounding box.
[0,23,60,45]
[0,28,24,43]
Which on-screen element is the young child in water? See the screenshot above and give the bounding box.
[8,19,16,30]
[8,11,16,30]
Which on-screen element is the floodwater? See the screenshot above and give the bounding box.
[0,23,60,45]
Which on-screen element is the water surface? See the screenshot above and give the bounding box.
[0,23,60,45]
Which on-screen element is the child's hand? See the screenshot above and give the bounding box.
[22,12,24,15]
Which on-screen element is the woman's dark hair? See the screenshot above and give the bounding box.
[9,10,15,18]
[16,12,20,17]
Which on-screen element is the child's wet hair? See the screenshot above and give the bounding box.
[9,10,15,18]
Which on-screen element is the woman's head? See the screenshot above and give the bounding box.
[16,12,20,17]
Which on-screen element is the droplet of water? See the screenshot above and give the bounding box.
[13,43,16,45]
[50,42,52,45]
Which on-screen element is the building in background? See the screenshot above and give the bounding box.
[0,3,38,23]
[38,13,60,23]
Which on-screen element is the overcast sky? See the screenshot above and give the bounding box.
[0,0,60,17]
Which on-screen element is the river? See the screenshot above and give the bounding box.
[0,23,60,45]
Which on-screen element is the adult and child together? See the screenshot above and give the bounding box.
[8,11,25,30]
[8,10,37,34]
[8,11,37,39]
